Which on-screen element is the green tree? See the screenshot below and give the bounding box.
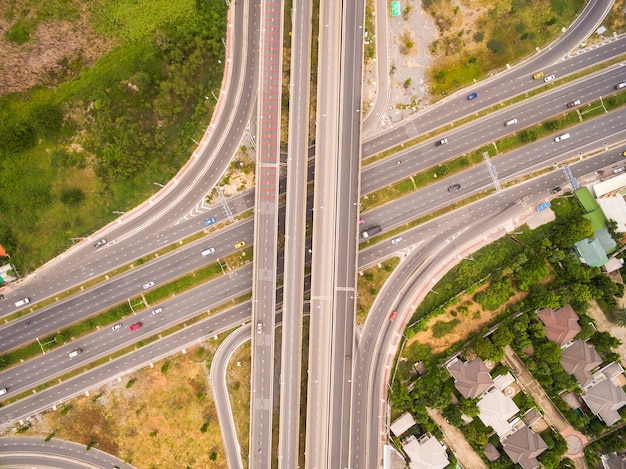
[553,218,594,248]
[60,188,85,206]
[412,368,451,409]
[535,341,562,364]
[470,336,495,360]
[443,404,463,427]
[491,324,514,348]
[589,331,621,355]
[520,128,539,142]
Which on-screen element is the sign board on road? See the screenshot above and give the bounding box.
[391,1,401,17]
[536,201,551,212]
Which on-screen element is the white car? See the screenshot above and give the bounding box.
[544,74,555,83]
[151,307,163,315]
[142,281,155,290]
[111,323,122,331]
[438,138,448,145]
[554,133,570,143]
[0,388,7,396]
[257,321,263,334]
[93,238,107,248]
[391,236,403,245]
[504,118,517,127]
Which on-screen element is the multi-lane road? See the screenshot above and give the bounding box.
[1,0,624,466]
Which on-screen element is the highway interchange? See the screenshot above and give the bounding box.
[1,0,626,467]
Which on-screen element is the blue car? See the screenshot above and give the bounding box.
[204,217,216,226]
[467,92,478,100]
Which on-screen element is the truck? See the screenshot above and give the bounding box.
[361,225,382,239]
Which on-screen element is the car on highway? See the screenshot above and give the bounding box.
[467,92,478,100]
[391,236,403,245]
[568,99,581,108]
[448,183,461,192]
[544,74,555,83]
[550,186,561,194]
[389,311,397,321]
[504,118,517,127]
[257,321,263,334]
[142,281,155,290]
[533,72,544,79]
[616,82,626,90]
[204,217,216,226]
[438,138,448,145]
[235,241,246,249]
[68,349,82,358]
[613,167,625,174]
[129,322,142,331]
[93,238,107,248]
[0,388,7,396]
[151,307,163,315]
[622,151,626,157]
[201,247,215,257]
[554,133,570,142]
[14,298,30,308]
[112,323,122,331]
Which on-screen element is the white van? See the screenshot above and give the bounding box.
[68,349,82,358]
[505,118,517,127]
[14,298,30,308]
[201,247,215,257]
[616,82,626,90]
[554,133,570,142]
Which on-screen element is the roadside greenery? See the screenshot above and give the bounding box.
[424,0,586,97]
[0,0,227,272]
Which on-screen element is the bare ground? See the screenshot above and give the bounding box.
[0,3,113,95]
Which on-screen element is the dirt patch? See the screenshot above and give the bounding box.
[0,4,114,95]
[219,149,256,197]
[21,343,229,468]
[407,282,529,354]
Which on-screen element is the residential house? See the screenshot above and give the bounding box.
[477,387,520,438]
[446,357,494,399]
[536,305,581,347]
[402,433,449,469]
[390,412,416,438]
[582,375,626,426]
[601,453,626,469]
[561,340,602,388]
[502,426,548,469]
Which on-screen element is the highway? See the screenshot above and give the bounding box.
[324,0,366,467]
[248,0,284,465]
[0,0,623,465]
[0,436,132,468]
[305,0,343,467]
[277,0,313,466]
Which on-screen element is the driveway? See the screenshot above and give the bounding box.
[427,407,488,469]
[503,346,588,467]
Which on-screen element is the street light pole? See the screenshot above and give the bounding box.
[217,259,226,275]
[36,337,45,355]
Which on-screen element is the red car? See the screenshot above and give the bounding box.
[389,311,398,321]
[129,322,142,331]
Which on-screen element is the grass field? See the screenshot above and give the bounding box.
[425,0,586,96]
[0,0,227,272]
[24,343,228,467]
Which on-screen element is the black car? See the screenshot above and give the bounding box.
[448,183,461,192]
[550,186,561,194]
